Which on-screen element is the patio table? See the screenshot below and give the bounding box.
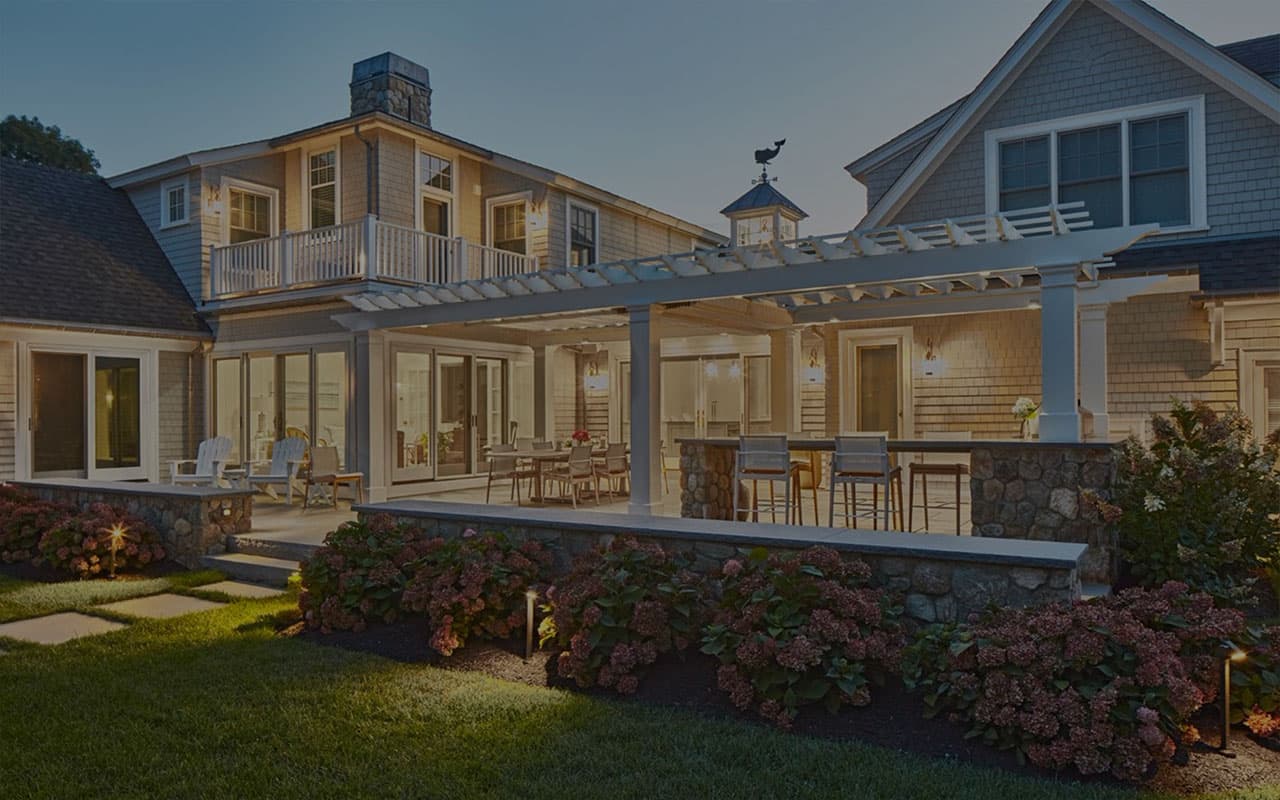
[491,446,625,504]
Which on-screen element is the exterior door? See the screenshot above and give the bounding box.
[31,352,86,477]
[657,356,749,442]
[435,354,471,477]
[842,330,912,439]
[246,353,310,461]
[476,357,507,452]
[393,351,433,482]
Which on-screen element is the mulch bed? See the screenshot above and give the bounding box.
[286,619,1280,795]
[0,559,186,583]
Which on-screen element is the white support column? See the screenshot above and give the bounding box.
[1039,265,1081,442]
[353,331,388,502]
[769,329,802,433]
[628,305,662,515]
[532,345,554,440]
[1078,304,1110,440]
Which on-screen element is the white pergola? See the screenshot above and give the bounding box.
[333,204,1161,513]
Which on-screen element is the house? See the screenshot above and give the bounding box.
[0,53,722,492]
[2,0,1276,525]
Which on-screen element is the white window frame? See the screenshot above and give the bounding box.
[221,177,280,245]
[485,190,532,253]
[565,197,600,267]
[984,95,1207,235]
[302,145,341,231]
[414,148,458,236]
[159,178,188,229]
[1240,348,1280,441]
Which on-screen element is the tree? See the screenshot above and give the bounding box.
[0,115,100,174]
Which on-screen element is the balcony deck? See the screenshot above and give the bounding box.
[209,215,537,300]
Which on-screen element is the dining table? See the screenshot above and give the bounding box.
[489,445,627,504]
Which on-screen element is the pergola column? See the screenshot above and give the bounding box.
[1078,304,1110,440]
[1038,265,1081,442]
[769,329,802,433]
[353,330,388,502]
[532,345,554,440]
[628,305,662,514]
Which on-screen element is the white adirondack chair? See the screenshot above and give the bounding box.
[245,437,307,504]
[169,436,233,486]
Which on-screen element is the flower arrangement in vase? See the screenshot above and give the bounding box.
[1012,397,1040,439]
[563,429,593,449]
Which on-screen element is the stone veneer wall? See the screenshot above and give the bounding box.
[359,501,1085,626]
[679,441,749,521]
[15,480,253,569]
[969,444,1120,584]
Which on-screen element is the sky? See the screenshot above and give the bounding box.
[1,0,1276,236]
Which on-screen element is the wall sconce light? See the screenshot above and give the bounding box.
[727,361,741,379]
[704,360,720,378]
[582,358,608,391]
[204,184,223,215]
[802,348,825,384]
[921,336,947,378]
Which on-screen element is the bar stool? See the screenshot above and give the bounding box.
[908,431,971,535]
[828,434,904,530]
[733,435,800,523]
[789,432,821,525]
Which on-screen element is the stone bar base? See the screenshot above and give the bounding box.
[15,480,253,569]
[679,441,748,520]
[358,500,1085,626]
[969,444,1119,583]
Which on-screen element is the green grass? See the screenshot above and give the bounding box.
[0,569,223,624]
[0,584,1274,800]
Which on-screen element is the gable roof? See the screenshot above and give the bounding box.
[1109,232,1279,297]
[0,159,208,336]
[856,0,1280,228]
[720,181,808,218]
[1218,35,1280,86]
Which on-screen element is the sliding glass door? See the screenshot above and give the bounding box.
[30,350,145,480]
[31,352,86,477]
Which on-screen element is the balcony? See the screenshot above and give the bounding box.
[209,215,538,300]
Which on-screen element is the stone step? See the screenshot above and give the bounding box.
[227,534,319,564]
[1081,582,1112,600]
[202,552,299,587]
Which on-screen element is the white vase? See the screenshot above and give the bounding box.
[1028,415,1040,438]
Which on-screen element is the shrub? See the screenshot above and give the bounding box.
[299,514,440,633]
[1233,622,1280,735]
[1106,401,1280,605]
[0,484,73,564]
[401,529,550,656]
[540,538,705,694]
[37,503,165,577]
[902,583,1246,782]
[702,546,905,728]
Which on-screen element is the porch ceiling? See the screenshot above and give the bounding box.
[334,204,1158,332]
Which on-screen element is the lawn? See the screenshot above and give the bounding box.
[0,569,224,624]
[0,583,1274,800]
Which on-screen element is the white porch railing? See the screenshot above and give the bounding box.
[208,215,538,299]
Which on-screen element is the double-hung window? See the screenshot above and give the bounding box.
[491,200,527,254]
[160,179,188,228]
[421,152,452,193]
[308,149,337,229]
[988,97,1204,232]
[568,201,598,267]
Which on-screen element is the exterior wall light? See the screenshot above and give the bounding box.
[802,348,825,384]
[525,589,539,661]
[1219,641,1247,756]
[582,359,608,391]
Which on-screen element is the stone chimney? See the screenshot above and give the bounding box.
[350,53,431,127]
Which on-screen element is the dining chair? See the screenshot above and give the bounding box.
[828,434,903,530]
[908,431,971,535]
[302,445,365,509]
[547,444,599,508]
[485,442,522,504]
[596,442,629,499]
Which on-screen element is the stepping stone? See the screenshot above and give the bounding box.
[198,580,284,599]
[0,612,127,645]
[96,593,225,619]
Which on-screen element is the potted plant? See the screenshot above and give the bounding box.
[1012,397,1040,439]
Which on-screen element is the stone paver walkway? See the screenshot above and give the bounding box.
[0,612,128,645]
[199,580,284,599]
[96,593,225,619]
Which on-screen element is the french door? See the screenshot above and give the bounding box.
[30,349,146,480]
[392,349,508,482]
[624,355,769,444]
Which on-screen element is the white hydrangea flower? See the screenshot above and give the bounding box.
[1143,493,1166,512]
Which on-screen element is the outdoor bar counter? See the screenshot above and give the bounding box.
[675,436,1124,582]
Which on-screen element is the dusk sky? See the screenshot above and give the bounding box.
[2,0,1276,235]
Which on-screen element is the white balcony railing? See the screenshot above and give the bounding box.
[208,215,538,300]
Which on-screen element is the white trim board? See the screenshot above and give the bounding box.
[837,326,915,439]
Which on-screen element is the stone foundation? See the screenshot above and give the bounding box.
[969,444,1120,583]
[15,480,253,569]
[358,500,1085,626]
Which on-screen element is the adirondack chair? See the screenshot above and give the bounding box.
[245,437,307,504]
[169,436,233,486]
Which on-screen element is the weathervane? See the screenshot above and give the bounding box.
[753,139,786,184]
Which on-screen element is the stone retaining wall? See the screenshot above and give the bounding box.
[357,500,1085,626]
[969,444,1119,583]
[15,480,253,568]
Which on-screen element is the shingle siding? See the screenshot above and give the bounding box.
[861,139,929,218]
[212,306,351,343]
[157,349,203,469]
[886,1,1280,243]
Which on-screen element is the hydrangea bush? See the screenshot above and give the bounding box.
[902,583,1246,781]
[299,515,441,633]
[702,546,905,728]
[401,529,550,656]
[1104,401,1280,605]
[37,503,165,577]
[540,538,705,694]
[0,484,72,564]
